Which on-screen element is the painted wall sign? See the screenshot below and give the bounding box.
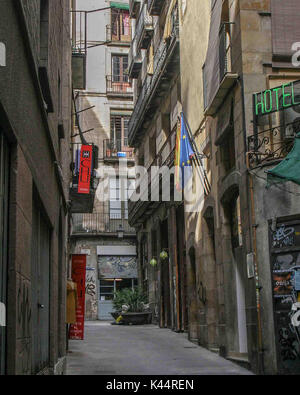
[254,80,300,116]
[78,145,93,194]
[69,254,87,340]
[98,256,137,279]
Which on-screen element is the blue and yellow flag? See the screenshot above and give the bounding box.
[175,113,195,191]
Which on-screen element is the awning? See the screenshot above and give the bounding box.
[267,133,300,186]
[110,2,129,10]
[110,110,133,116]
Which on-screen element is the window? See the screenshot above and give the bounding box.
[99,278,138,301]
[112,55,129,83]
[220,127,235,175]
[40,0,49,66]
[109,177,135,220]
[110,114,130,148]
[111,8,131,42]
[110,178,121,219]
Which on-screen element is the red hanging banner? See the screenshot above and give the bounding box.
[78,145,93,194]
[69,254,87,340]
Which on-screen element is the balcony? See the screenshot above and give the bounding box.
[128,34,143,78]
[103,138,135,162]
[71,213,136,235]
[129,0,141,18]
[247,122,298,169]
[147,0,164,15]
[135,3,154,50]
[69,143,99,214]
[128,3,180,147]
[128,127,177,226]
[106,75,133,97]
[106,24,131,45]
[204,23,238,116]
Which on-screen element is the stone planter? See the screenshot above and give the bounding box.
[110,311,152,325]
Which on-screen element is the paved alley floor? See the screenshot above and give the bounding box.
[66,321,253,375]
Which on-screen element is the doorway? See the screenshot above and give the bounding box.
[31,194,51,374]
[225,194,248,354]
[160,219,171,328]
[0,130,9,375]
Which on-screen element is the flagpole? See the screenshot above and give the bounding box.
[181,112,211,195]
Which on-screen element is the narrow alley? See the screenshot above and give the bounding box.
[66,322,252,375]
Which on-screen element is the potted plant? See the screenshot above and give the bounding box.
[111,288,152,325]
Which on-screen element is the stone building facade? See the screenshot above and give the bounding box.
[129,0,300,375]
[128,0,182,327]
[0,0,72,375]
[70,0,137,321]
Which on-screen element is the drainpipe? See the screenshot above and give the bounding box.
[239,76,265,374]
[247,154,264,375]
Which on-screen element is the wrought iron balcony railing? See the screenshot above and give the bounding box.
[128,33,143,78]
[106,75,133,95]
[72,213,136,234]
[129,0,141,18]
[247,121,299,168]
[106,24,131,44]
[135,2,154,50]
[128,126,177,222]
[219,23,233,82]
[128,4,179,145]
[103,138,135,160]
[147,0,164,15]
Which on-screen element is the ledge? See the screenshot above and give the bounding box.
[204,73,239,117]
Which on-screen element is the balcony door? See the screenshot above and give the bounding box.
[112,55,130,92]
[0,130,9,375]
[110,114,130,153]
[111,8,131,42]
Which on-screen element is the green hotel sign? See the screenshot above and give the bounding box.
[254,81,300,117]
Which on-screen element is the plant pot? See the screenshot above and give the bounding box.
[111,311,122,320]
[112,312,152,325]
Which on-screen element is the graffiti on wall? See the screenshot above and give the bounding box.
[271,222,300,373]
[272,224,295,248]
[98,256,137,279]
[85,267,97,319]
[86,271,96,297]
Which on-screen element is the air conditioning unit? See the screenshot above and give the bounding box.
[280,91,300,139]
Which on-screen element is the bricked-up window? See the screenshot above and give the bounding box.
[110,114,130,148]
[111,8,131,42]
[39,0,49,66]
